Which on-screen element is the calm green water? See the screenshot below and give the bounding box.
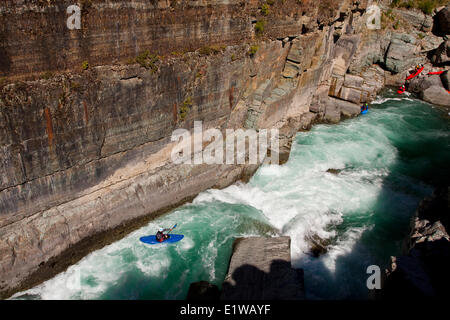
[13,90,450,300]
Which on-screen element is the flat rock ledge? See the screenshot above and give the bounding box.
[187,237,305,300]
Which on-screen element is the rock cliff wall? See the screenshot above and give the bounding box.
[381,186,450,298]
[0,0,448,299]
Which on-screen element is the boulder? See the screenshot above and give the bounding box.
[431,39,450,65]
[343,74,364,88]
[385,33,420,73]
[324,104,341,123]
[305,233,331,257]
[435,6,450,35]
[420,33,445,51]
[331,34,361,76]
[408,74,443,93]
[221,237,305,300]
[337,87,363,104]
[326,168,342,175]
[282,60,300,78]
[441,70,450,90]
[420,85,450,107]
[348,32,390,74]
[324,97,361,122]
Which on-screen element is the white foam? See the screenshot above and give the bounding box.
[372,97,413,104]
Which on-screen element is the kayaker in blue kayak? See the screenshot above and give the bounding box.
[156,227,170,242]
[361,103,369,113]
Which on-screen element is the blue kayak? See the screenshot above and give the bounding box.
[139,234,184,245]
[361,109,368,115]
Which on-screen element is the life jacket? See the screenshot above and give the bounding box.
[156,231,164,242]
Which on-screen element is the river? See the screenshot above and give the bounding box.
[13,90,450,300]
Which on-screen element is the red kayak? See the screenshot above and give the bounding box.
[427,71,444,75]
[397,89,405,94]
[406,66,424,80]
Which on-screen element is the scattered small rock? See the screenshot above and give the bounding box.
[326,168,342,175]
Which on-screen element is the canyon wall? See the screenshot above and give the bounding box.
[0,0,448,299]
[381,186,450,298]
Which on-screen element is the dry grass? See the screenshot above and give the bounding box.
[391,0,448,14]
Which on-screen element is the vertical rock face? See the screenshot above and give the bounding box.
[0,0,344,80]
[435,6,450,35]
[0,0,446,299]
[382,187,450,298]
[221,237,305,300]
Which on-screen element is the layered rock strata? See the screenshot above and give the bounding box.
[1,1,449,299]
[221,237,305,300]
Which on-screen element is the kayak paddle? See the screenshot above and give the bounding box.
[168,224,177,234]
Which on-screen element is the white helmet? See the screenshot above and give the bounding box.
[159,228,164,232]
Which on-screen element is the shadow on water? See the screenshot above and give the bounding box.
[293,101,450,300]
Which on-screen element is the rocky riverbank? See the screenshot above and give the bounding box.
[381,186,450,298]
[1,0,449,299]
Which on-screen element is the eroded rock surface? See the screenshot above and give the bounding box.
[1,0,449,299]
[221,237,305,300]
[382,186,450,298]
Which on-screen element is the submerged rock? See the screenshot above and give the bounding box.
[186,281,220,301]
[305,233,331,257]
[326,168,342,175]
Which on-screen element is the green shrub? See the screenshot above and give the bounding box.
[41,71,54,79]
[393,20,400,29]
[135,50,159,73]
[254,20,266,35]
[418,0,434,14]
[70,81,82,91]
[261,4,270,16]
[179,97,193,121]
[248,45,259,57]
[198,45,226,56]
[81,61,89,70]
[390,0,447,15]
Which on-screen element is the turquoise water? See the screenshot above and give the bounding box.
[13,90,450,300]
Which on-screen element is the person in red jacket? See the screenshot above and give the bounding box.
[156,228,170,242]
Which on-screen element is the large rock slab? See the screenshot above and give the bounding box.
[221,237,305,300]
[331,34,361,76]
[385,33,420,73]
[441,70,450,90]
[408,74,443,93]
[435,6,450,35]
[431,39,450,65]
[420,85,450,107]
